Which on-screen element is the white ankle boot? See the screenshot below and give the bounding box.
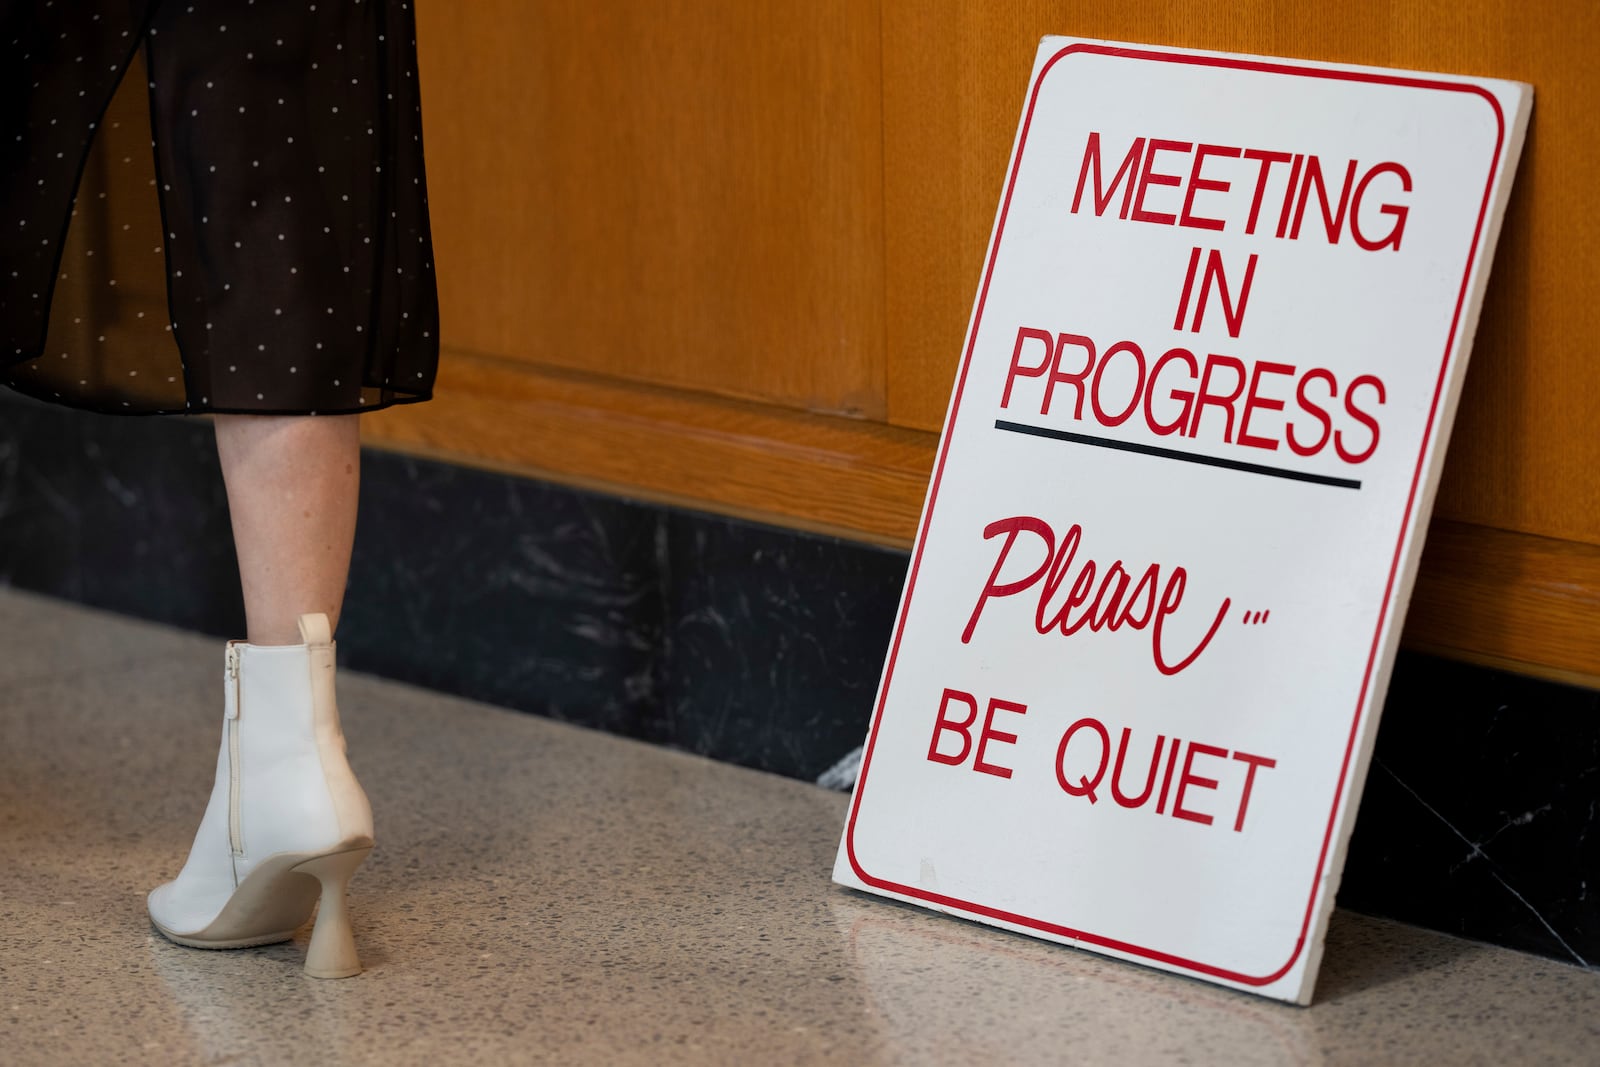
[148,614,375,978]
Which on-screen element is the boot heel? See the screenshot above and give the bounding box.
[294,846,373,979]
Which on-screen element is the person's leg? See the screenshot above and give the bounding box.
[149,412,374,978]
[212,414,361,645]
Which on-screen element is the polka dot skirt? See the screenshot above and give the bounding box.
[0,0,439,415]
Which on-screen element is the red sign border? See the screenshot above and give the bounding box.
[843,42,1508,988]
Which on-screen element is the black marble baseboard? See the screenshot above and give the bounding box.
[1337,661,1597,969]
[1,390,1595,970]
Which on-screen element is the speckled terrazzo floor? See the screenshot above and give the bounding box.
[2,588,1597,1066]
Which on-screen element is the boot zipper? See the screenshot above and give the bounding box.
[225,644,244,858]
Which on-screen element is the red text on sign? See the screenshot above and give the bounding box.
[927,688,1029,779]
[962,514,1231,676]
[1054,716,1277,832]
[1000,326,1385,464]
[1071,132,1412,251]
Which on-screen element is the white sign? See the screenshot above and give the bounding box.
[834,38,1529,1003]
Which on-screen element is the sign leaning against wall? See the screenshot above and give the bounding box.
[833,38,1531,1004]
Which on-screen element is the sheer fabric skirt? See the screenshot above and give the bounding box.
[1,0,439,415]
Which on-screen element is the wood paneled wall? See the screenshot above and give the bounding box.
[368,0,1600,685]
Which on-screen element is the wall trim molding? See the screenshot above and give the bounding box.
[364,354,1600,684]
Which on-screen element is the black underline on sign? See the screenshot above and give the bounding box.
[993,420,1363,490]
